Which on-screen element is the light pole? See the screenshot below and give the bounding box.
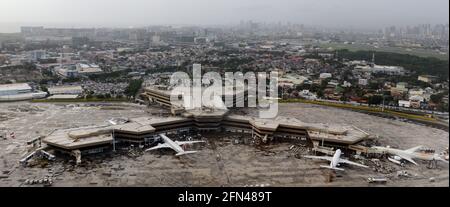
[381,90,389,112]
[108,119,117,152]
[112,128,116,152]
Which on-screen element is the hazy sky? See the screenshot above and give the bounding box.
[0,0,448,32]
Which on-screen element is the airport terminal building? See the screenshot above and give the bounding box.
[0,83,47,102]
[34,82,370,163]
[41,107,369,163]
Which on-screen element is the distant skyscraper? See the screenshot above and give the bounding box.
[20,26,44,36]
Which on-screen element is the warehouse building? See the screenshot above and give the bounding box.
[0,83,47,101]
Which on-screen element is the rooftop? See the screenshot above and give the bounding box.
[48,85,83,94]
[43,125,113,150]
[0,83,31,92]
[43,113,369,150]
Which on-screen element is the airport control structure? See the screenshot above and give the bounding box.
[39,85,371,163]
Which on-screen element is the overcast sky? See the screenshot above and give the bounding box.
[0,0,448,32]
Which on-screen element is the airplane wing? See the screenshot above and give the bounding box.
[436,157,449,164]
[303,155,333,162]
[396,153,418,165]
[145,143,172,152]
[339,158,369,168]
[405,146,423,153]
[175,140,205,146]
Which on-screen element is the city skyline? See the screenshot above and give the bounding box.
[0,0,449,33]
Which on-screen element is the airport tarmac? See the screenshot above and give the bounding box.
[276,103,449,152]
[0,102,448,187]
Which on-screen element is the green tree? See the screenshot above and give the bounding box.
[320,78,331,88]
[124,79,144,98]
[368,95,383,105]
[40,84,49,94]
[316,90,324,98]
[86,94,93,99]
[337,49,449,80]
[430,93,444,103]
[368,82,379,90]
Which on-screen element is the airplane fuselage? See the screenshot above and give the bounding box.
[146,134,203,156]
[304,148,368,171]
[374,147,442,162]
[161,135,184,153]
[330,149,342,168]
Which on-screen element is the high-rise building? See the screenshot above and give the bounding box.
[72,37,90,48]
[20,26,44,36]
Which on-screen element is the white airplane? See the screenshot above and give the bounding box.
[372,145,449,166]
[108,120,117,125]
[304,149,369,171]
[145,134,205,156]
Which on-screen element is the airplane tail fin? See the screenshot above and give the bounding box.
[175,151,197,156]
[320,165,345,171]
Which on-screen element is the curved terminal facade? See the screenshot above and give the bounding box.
[42,85,370,162]
[42,109,369,163]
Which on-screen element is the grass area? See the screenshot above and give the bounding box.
[319,42,448,60]
[31,98,130,103]
[280,98,438,123]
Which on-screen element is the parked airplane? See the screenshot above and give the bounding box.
[145,134,205,156]
[372,145,449,166]
[304,149,369,171]
[108,120,117,125]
